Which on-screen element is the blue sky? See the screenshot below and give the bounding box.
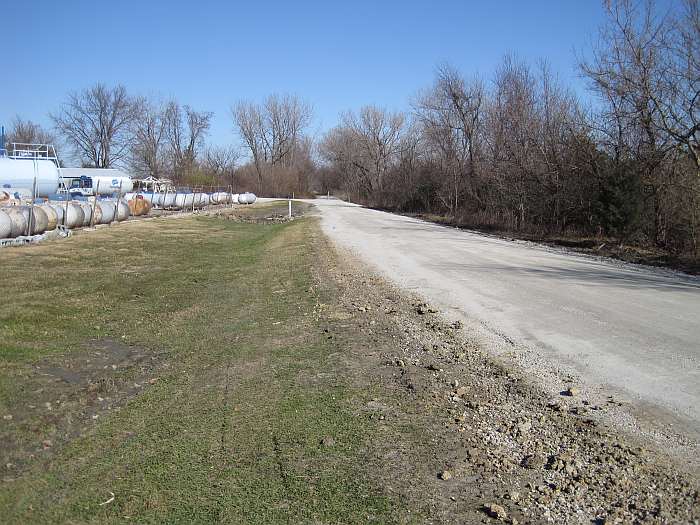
[2,1,609,148]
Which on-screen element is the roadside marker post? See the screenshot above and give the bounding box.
[288,199,292,218]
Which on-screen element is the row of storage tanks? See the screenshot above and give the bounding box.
[124,191,257,208]
[0,157,258,240]
[0,199,129,239]
[0,191,257,240]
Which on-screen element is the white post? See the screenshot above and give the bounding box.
[288,199,292,219]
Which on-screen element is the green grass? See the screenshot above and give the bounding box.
[0,213,397,524]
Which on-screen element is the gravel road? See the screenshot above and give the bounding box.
[310,198,700,439]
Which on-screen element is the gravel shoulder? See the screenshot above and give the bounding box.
[309,198,700,470]
[317,237,700,524]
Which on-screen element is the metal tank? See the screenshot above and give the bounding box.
[11,205,49,235]
[238,192,257,204]
[0,209,12,238]
[231,193,240,204]
[116,199,130,221]
[174,193,194,209]
[5,208,27,237]
[128,195,151,216]
[64,203,85,228]
[79,203,93,226]
[0,157,60,196]
[97,200,115,224]
[40,204,58,230]
[210,192,227,204]
[90,175,134,194]
[49,203,65,225]
[162,193,176,208]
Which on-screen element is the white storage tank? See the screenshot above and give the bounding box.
[79,203,93,226]
[65,203,85,228]
[97,201,116,224]
[39,204,58,230]
[5,208,27,237]
[49,203,65,225]
[116,199,129,221]
[174,193,194,209]
[238,192,257,205]
[0,158,60,196]
[0,209,12,238]
[162,193,176,208]
[60,168,134,195]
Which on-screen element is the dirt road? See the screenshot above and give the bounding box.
[310,198,700,438]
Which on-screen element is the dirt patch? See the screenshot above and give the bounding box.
[314,241,700,524]
[1,339,168,481]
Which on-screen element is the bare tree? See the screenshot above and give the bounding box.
[581,0,699,170]
[130,99,167,177]
[264,94,312,167]
[414,65,484,215]
[204,145,241,188]
[51,83,138,168]
[342,105,405,198]
[163,101,212,180]
[232,94,313,193]
[232,101,267,191]
[5,116,56,148]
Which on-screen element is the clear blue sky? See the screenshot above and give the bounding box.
[2,0,609,148]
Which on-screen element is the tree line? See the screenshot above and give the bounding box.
[320,0,699,258]
[3,0,698,258]
[4,89,315,195]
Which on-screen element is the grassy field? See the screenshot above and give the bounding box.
[0,203,398,524]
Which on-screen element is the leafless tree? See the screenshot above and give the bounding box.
[130,99,167,177]
[342,105,406,198]
[232,101,267,191]
[581,0,699,170]
[204,145,241,188]
[414,65,484,214]
[5,116,56,148]
[232,94,313,193]
[164,101,213,180]
[264,94,312,167]
[51,83,138,168]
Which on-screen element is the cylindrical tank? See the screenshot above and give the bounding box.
[174,193,194,209]
[116,199,129,221]
[49,203,65,225]
[238,193,257,205]
[79,203,93,226]
[40,204,58,230]
[198,193,210,207]
[128,195,152,216]
[97,201,115,224]
[0,209,12,238]
[232,193,239,204]
[151,193,163,207]
[0,158,60,196]
[65,203,85,228]
[5,207,27,237]
[89,176,134,195]
[11,206,49,235]
[162,193,176,208]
